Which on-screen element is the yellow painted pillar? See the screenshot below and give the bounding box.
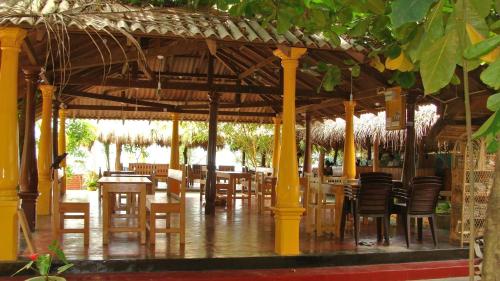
[37,85,55,215]
[343,101,356,179]
[58,105,67,195]
[271,116,281,175]
[0,27,27,260]
[273,47,306,255]
[169,113,180,169]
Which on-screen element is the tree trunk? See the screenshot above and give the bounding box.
[261,152,266,167]
[333,145,339,166]
[242,151,246,167]
[482,147,500,281]
[104,142,111,171]
[183,146,188,165]
[115,142,122,171]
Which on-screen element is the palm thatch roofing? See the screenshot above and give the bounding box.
[2,0,493,144]
[310,104,439,151]
[93,119,224,149]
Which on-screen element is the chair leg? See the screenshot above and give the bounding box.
[376,217,382,242]
[354,214,360,245]
[429,215,438,248]
[406,215,411,248]
[180,212,186,245]
[150,211,156,245]
[339,204,347,241]
[417,217,423,241]
[403,214,409,248]
[84,208,90,246]
[383,215,390,245]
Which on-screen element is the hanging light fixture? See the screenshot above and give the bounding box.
[156,55,165,101]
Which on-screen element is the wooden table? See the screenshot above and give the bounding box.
[216,171,252,209]
[97,176,152,245]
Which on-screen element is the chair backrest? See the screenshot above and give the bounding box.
[256,167,274,176]
[358,172,393,215]
[218,165,235,171]
[262,176,277,194]
[154,164,169,177]
[167,168,186,202]
[407,177,442,215]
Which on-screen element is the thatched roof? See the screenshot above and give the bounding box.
[311,104,439,151]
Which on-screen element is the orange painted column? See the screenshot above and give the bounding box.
[272,116,281,175]
[343,101,356,179]
[0,27,27,260]
[273,47,307,255]
[37,85,55,215]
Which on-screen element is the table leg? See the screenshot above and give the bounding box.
[227,178,233,210]
[334,187,344,237]
[247,177,252,209]
[139,189,146,244]
[103,189,109,245]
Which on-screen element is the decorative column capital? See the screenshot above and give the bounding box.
[59,105,66,118]
[273,116,282,125]
[0,28,27,51]
[343,100,356,112]
[39,85,55,100]
[273,47,307,62]
[170,112,179,121]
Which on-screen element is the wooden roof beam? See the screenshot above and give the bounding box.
[62,91,177,111]
[66,104,276,117]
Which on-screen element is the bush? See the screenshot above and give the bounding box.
[84,171,99,191]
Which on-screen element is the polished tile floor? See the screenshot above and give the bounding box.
[19,190,457,261]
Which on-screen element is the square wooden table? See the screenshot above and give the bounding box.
[216,171,252,209]
[97,176,152,245]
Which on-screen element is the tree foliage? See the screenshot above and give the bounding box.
[221,123,274,169]
[66,119,97,158]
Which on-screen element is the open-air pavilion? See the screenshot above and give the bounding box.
[0,1,496,279]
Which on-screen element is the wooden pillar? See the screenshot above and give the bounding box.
[115,141,122,171]
[205,92,219,215]
[58,105,67,195]
[272,116,281,175]
[303,113,312,174]
[373,135,380,172]
[19,68,40,231]
[402,92,418,188]
[343,101,356,180]
[37,85,55,216]
[0,27,27,260]
[169,113,180,169]
[273,47,306,255]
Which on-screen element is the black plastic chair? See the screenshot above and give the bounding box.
[341,172,393,245]
[402,178,442,248]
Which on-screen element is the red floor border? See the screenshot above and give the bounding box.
[3,259,469,281]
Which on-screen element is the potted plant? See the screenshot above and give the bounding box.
[13,241,73,281]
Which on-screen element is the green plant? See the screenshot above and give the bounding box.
[12,241,73,280]
[84,171,99,191]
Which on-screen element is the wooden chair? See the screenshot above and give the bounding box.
[218,165,235,171]
[53,168,90,245]
[305,176,320,234]
[199,166,207,201]
[257,176,276,214]
[402,177,442,248]
[146,168,186,245]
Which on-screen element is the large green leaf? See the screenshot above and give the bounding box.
[472,111,500,139]
[390,0,435,28]
[410,0,444,62]
[487,93,500,111]
[420,32,458,94]
[470,0,492,17]
[366,0,386,15]
[464,35,500,59]
[480,59,500,90]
